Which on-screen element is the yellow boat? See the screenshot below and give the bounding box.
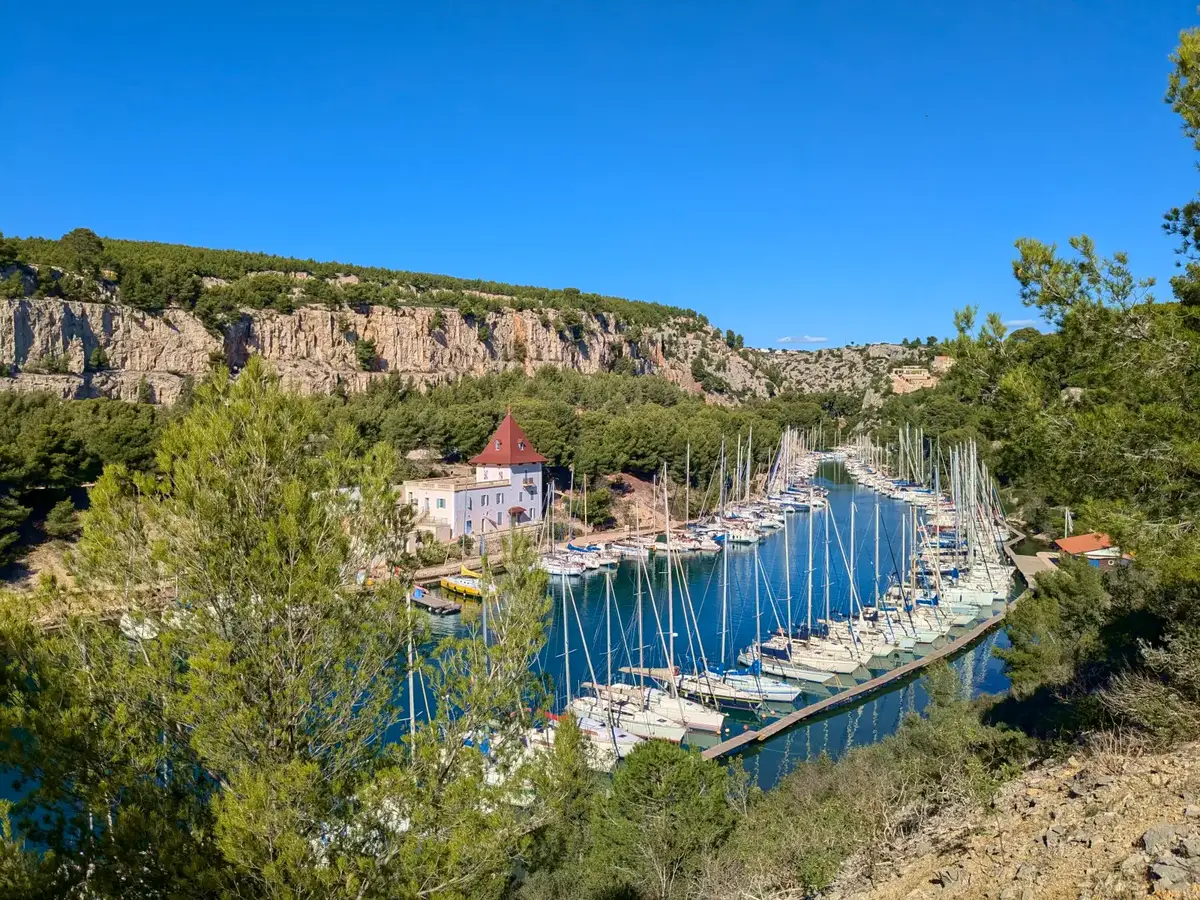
[439,565,486,599]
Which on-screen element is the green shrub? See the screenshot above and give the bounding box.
[355,338,378,371]
[42,499,80,540]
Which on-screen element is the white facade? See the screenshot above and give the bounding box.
[403,462,544,543]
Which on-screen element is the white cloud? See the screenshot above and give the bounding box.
[777,335,829,344]
[1003,319,1037,328]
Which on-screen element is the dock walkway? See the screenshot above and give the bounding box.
[701,609,1008,759]
[701,525,1044,761]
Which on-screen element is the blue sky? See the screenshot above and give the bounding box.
[2,1,1197,347]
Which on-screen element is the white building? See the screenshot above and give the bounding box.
[402,412,546,544]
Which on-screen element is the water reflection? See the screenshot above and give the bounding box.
[420,461,1015,791]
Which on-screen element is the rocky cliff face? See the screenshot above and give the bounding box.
[0,298,673,403]
[0,298,924,404]
[759,343,918,393]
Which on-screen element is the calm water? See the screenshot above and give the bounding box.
[5,464,1013,830]
[439,461,1015,790]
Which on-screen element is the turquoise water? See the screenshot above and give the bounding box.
[440,461,1015,790]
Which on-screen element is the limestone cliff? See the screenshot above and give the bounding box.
[0,297,924,404]
[0,298,667,404]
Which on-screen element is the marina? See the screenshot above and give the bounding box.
[408,426,1025,783]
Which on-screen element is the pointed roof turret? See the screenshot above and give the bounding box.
[469,411,548,466]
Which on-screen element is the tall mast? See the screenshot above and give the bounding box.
[849,501,857,616]
[719,437,727,516]
[874,496,880,604]
[754,537,762,661]
[909,505,917,599]
[807,502,814,632]
[720,445,729,664]
[735,436,742,507]
[664,464,675,686]
[407,587,416,752]
[605,572,612,688]
[824,502,831,621]
[637,557,645,692]
[784,485,792,642]
[721,507,729,665]
[568,467,575,540]
[685,441,691,523]
[746,427,753,501]
[562,566,571,705]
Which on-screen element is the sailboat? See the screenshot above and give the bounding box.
[571,573,689,742]
[613,546,726,734]
[709,472,801,703]
[655,463,766,715]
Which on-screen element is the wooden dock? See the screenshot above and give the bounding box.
[701,608,1010,759]
[701,526,1045,761]
[411,592,462,616]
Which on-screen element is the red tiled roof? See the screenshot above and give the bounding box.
[469,412,548,466]
[1055,532,1112,555]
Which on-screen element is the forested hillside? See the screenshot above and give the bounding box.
[862,31,1200,744]
[1,231,699,330]
[0,365,855,570]
[0,231,933,405]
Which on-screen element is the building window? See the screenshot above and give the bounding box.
[467,496,472,510]
[481,495,488,507]
[496,493,503,505]
[436,498,446,510]
[494,439,501,451]
[497,512,503,526]
[518,440,525,450]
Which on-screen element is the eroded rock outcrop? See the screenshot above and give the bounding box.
[0,298,923,404]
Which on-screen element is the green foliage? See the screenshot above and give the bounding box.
[136,375,153,404]
[428,308,446,333]
[477,321,491,342]
[590,741,733,900]
[61,227,104,277]
[567,483,615,529]
[523,713,598,875]
[333,366,845,485]
[87,345,109,371]
[0,494,30,567]
[689,349,731,395]
[0,270,25,299]
[0,392,159,566]
[996,558,1109,699]
[21,349,70,375]
[8,231,702,331]
[556,308,585,341]
[0,360,566,897]
[704,677,1030,898]
[42,498,79,539]
[355,337,378,371]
